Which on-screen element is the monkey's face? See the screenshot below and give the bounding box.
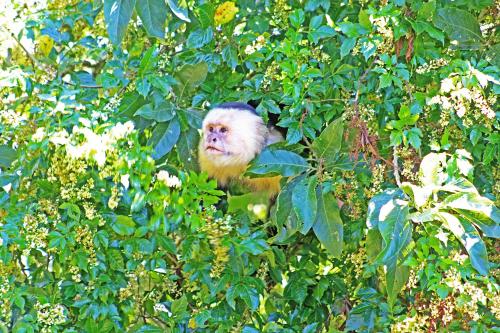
[203,123,229,155]
[199,108,268,167]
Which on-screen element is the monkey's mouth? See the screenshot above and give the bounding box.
[206,146,225,154]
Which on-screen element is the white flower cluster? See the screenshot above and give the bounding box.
[428,70,496,119]
[0,108,27,127]
[35,301,66,332]
[48,120,134,167]
[156,170,181,189]
[244,35,266,55]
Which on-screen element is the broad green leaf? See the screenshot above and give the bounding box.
[443,192,499,238]
[419,152,446,186]
[458,209,500,239]
[176,127,199,171]
[366,229,382,263]
[438,212,489,275]
[366,189,406,229]
[400,183,432,209]
[375,197,411,266]
[485,43,500,68]
[433,8,482,50]
[273,176,301,229]
[311,117,343,159]
[174,62,208,93]
[135,0,167,38]
[104,0,136,45]
[443,192,499,224]
[439,177,477,194]
[385,261,410,307]
[313,188,343,257]
[134,102,176,122]
[186,28,213,49]
[247,149,308,177]
[166,0,190,22]
[151,118,181,159]
[292,176,317,234]
[112,215,136,236]
[0,145,16,168]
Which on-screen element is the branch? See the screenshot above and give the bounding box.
[393,148,402,187]
[1,26,43,70]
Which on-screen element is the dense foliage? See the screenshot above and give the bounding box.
[0,0,499,332]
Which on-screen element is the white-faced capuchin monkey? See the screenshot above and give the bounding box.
[198,102,283,196]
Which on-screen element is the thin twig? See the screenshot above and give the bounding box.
[1,26,43,70]
[393,148,401,187]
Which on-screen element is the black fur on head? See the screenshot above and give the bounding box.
[215,102,258,115]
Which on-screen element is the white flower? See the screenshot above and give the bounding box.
[79,117,91,127]
[157,170,182,189]
[440,77,455,93]
[245,45,255,55]
[49,129,70,145]
[154,303,171,315]
[109,121,134,140]
[120,174,130,189]
[428,95,441,105]
[32,127,46,142]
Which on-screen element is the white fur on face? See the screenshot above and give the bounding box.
[200,107,268,167]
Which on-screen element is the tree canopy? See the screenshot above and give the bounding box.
[0,0,499,332]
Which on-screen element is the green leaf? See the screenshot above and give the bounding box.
[174,62,208,93]
[289,9,305,28]
[313,188,343,257]
[247,149,308,177]
[443,192,499,237]
[166,0,190,22]
[433,8,482,50]
[438,212,489,275]
[386,262,410,307]
[151,118,181,159]
[135,0,167,38]
[340,38,356,58]
[222,45,238,69]
[59,202,81,221]
[273,179,296,229]
[309,26,336,44]
[186,28,213,49]
[311,117,343,159]
[134,102,176,122]
[292,176,317,234]
[171,295,188,316]
[112,215,136,236]
[407,127,422,149]
[375,195,411,266]
[104,0,136,45]
[400,182,432,209]
[379,73,392,89]
[0,145,16,168]
[176,127,199,171]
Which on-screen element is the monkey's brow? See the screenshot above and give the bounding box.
[206,122,227,128]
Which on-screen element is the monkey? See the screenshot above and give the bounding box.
[198,102,283,196]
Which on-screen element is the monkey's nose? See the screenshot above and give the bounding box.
[212,137,217,143]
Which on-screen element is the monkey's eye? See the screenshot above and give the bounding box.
[208,126,214,132]
[220,127,227,133]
